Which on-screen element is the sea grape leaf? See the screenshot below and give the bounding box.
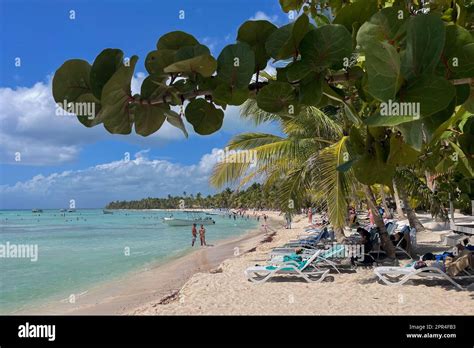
[212,84,249,106]
[257,81,296,113]
[100,55,138,134]
[217,42,255,89]
[333,0,378,34]
[174,44,210,62]
[164,54,217,77]
[74,93,103,127]
[298,74,323,106]
[286,60,312,82]
[364,42,402,101]
[352,154,395,185]
[299,24,352,70]
[52,59,91,105]
[279,0,305,12]
[237,20,277,71]
[401,75,455,117]
[156,31,199,51]
[89,49,124,100]
[185,98,224,135]
[387,134,420,166]
[397,121,423,151]
[401,14,446,80]
[265,14,311,60]
[356,7,408,49]
[436,25,474,79]
[134,104,169,136]
[145,49,175,76]
[164,109,188,138]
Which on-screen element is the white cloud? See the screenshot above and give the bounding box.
[250,11,278,22]
[0,75,276,166]
[0,149,225,209]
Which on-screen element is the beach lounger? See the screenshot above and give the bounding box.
[373,265,474,290]
[245,250,329,283]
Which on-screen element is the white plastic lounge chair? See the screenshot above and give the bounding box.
[374,264,474,290]
[245,250,329,283]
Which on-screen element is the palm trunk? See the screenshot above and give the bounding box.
[333,226,346,242]
[379,185,392,219]
[400,190,425,232]
[363,185,396,259]
[392,179,405,218]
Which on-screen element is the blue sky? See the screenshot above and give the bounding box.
[0,0,288,209]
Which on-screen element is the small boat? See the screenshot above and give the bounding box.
[67,209,76,213]
[32,209,43,213]
[59,209,66,212]
[103,209,114,214]
[162,216,216,226]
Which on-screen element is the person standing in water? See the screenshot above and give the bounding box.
[191,223,197,246]
[199,224,207,246]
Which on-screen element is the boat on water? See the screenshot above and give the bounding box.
[162,216,216,226]
[32,209,43,213]
[103,209,114,214]
[59,209,66,212]
[67,209,76,213]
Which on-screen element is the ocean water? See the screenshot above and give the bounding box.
[0,209,258,313]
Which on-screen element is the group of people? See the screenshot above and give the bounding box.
[191,223,207,247]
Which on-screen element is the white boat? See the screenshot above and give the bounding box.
[162,216,215,226]
[103,209,114,214]
[32,209,43,213]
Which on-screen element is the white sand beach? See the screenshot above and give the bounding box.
[130,211,474,315]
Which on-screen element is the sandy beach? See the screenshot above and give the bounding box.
[128,211,474,315]
[20,216,270,315]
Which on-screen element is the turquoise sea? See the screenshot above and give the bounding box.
[0,209,258,313]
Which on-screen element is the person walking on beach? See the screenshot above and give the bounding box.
[191,223,197,246]
[199,224,207,246]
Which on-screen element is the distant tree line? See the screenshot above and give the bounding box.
[105,183,281,210]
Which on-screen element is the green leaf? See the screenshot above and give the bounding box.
[212,84,249,106]
[437,25,474,79]
[164,109,188,138]
[279,0,304,12]
[353,154,395,185]
[286,60,311,82]
[89,49,124,100]
[333,0,378,34]
[401,14,446,79]
[217,42,255,89]
[257,81,296,113]
[145,49,175,76]
[156,31,199,51]
[364,114,415,127]
[336,159,356,172]
[140,75,168,100]
[387,134,420,166]
[356,7,408,49]
[134,104,169,136]
[75,93,103,127]
[401,75,455,117]
[185,99,224,135]
[449,141,474,177]
[299,24,352,70]
[52,59,91,105]
[397,121,423,151]
[265,14,311,60]
[298,74,323,106]
[174,44,210,62]
[164,54,217,77]
[364,42,402,101]
[237,20,277,71]
[100,56,138,135]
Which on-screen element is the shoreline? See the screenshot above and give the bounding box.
[17,214,278,315]
[132,212,473,315]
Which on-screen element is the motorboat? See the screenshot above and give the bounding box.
[162,215,215,226]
